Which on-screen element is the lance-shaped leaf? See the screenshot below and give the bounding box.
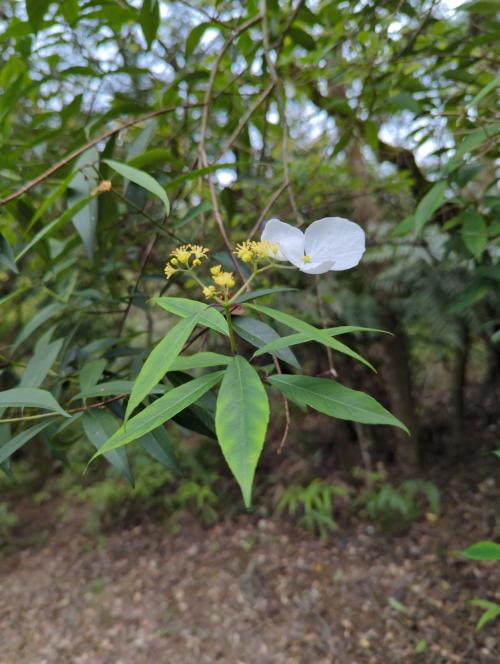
[0,233,18,273]
[90,371,223,459]
[125,308,208,421]
[139,0,160,49]
[215,356,270,507]
[268,375,409,433]
[0,388,68,417]
[169,351,231,371]
[414,181,447,234]
[233,316,300,369]
[139,427,180,474]
[69,148,99,259]
[168,371,217,438]
[82,411,134,485]
[104,159,170,215]
[153,297,228,336]
[0,421,53,465]
[20,337,64,388]
[233,287,298,304]
[72,381,165,401]
[253,325,386,359]
[246,304,374,371]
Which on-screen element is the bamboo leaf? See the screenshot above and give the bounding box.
[104,159,170,215]
[0,388,68,417]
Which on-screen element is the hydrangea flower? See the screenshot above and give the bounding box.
[261,217,365,274]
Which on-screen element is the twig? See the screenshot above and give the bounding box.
[0,103,205,206]
[0,394,127,424]
[248,180,289,240]
[260,0,303,225]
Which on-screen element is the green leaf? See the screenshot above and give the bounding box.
[232,316,301,369]
[139,0,160,49]
[268,375,409,433]
[233,287,298,304]
[414,181,447,233]
[391,215,415,238]
[215,357,269,507]
[444,124,500,173]
[104,159,170,215]
[89,372,224,458]
[0,421,53,465]
[167,371,217,438]
[16,197,92,261]
[246,304,375,371]
[71,380,166,401]
[139,426,180,473]
[166,163,236,189]
[69,148,99,259]
[460,541,500,561]
[26,0,52,32]
[0,233,18,273]
[13,303,64,351]
[461,210,487,259]
[79,359,107,392]
[176,201,213,229]
[252,326,386,359]
[20,337,63,388]
[82,411,134,485]
[185,22,221,58]
[0,388,68,417]
[468,75,500,108]
[125,309,209,421]
[153,297,228,336]
[289,26,316,50]
[471,600,500,630]
[169,352,231,371]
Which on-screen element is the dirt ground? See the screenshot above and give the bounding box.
[1,466,499,664]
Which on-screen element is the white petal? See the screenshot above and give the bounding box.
[299,260,333,274]
[261,218,305,264]
[304,217,365,271]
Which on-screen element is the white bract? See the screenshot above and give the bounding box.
[262,217,366,274]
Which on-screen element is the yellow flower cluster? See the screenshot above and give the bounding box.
[234,240,278,263]
[199,264,236,300]
[164,244,209,278]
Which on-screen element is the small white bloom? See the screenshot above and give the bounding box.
[261,217,366,274]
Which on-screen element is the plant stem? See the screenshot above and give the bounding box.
[224,305,237,354]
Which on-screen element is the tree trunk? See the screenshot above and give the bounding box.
[377,300,420,471]
[451,320,469,457]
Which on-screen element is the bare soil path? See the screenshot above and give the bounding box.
[1,476,499,664]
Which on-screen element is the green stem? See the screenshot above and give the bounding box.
[224,305,237,354]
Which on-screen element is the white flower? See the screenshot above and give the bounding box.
[261,216,366,274]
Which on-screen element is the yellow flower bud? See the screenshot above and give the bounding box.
[202,285,217,299]
[210,264,222,277]
[91,180,112,196]
[212,271,235,289]
[193,258,201,267]
[164,263,177,279]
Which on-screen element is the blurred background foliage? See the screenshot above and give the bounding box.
[0,0,499,533]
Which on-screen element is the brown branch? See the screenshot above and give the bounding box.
[0,102,203,207]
